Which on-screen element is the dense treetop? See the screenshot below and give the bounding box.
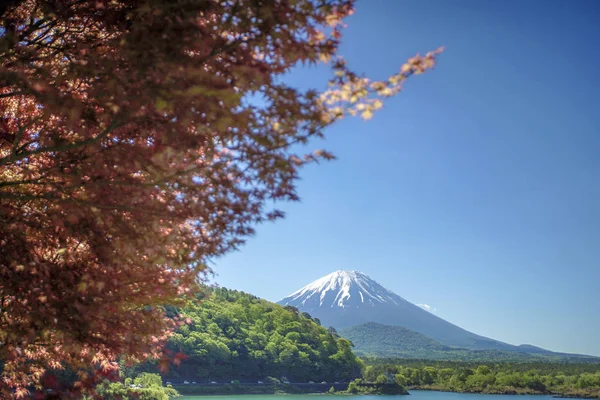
[91,373,178,400]
[129,287,363,383]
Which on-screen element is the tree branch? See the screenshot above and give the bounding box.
[0,177,46,188]
[0,119,124,167]
[0,91,22,98]
[0,0,24,18]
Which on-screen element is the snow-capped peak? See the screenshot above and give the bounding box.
[280,270,405,308]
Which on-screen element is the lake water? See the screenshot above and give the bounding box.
[180,391,565,400]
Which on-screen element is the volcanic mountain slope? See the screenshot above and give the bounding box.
[339,322,452,355]
[277,270,592,358]
[338,323,598,362]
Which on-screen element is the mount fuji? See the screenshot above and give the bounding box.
[278,270,552,354]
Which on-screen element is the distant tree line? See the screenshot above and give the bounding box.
[361,359,600,398]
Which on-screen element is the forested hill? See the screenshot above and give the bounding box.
[339,322,600,363]
[339,322,452,355]
[143,287,363,382]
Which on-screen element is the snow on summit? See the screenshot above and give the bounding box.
[280,270,404,308]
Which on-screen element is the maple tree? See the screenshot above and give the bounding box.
[0,0,441,397]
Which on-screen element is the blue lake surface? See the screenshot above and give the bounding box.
[181,390,569,400]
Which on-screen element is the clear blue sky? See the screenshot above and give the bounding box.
[213,0,600,356]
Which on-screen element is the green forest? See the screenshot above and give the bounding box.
[87,289,600,398]
[115,288,600,398]
[340,323,599,363]
[340,322,451,355]
[130,287,363,383]
[361,358,600,398]
[90,373,179,400]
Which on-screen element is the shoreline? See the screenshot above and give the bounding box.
[172,382,599,398]
[175,385,599,398]
[409,386,600,399]
[174,383,349,396]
